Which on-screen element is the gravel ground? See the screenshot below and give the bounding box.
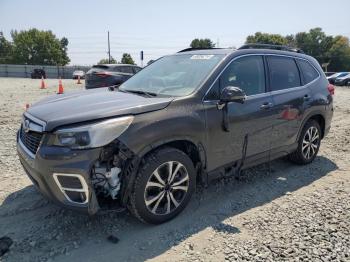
[0,78,349,262]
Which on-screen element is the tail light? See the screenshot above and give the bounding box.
[327,84,335,96]
[95,71,112,77]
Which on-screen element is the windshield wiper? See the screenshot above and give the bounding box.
[120,89,158,97]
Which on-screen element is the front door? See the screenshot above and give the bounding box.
[204,55,274,172]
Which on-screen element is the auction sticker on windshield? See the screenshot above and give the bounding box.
[190,55,214,60]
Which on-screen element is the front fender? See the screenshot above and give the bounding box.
[118,101,207,161]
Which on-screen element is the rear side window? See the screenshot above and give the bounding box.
[113,67,122,73]
[267,56,301,91]
[297,59,319,84]
[220,55,266,96]
[118,66,134,74]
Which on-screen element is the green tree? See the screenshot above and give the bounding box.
[98,56,117,64]
[10,29,70,65]
[245,32,287,45]
[295,28,333,64]
[190,38,215,49]
[245,28,350,71]
[327,36,350,71]
[121,53,135,64]
[0,32,13,64]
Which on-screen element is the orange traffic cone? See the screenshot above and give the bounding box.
[77,75,82,84]
[40,76,46,89]
[57,78,64,94]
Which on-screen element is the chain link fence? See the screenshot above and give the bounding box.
[0,64,91,79]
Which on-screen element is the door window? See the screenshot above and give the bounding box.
[267,56,301,91]
[220,56,266,96]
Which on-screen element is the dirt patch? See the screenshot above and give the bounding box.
[0,78,349,261]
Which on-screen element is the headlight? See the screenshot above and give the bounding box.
[53,116,134,149]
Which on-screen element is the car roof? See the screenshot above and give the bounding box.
[98,64,139,67]
[175,48,234,55]
[176,47,315,61]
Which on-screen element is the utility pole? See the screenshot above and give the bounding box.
[108,31,111,63]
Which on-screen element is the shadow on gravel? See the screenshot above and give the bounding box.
[0,156,338,261]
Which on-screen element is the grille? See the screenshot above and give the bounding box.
[20,127,43,155]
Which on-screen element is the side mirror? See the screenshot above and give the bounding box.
[220,86,246,104]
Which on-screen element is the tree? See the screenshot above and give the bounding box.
[0,32,13,64]
[245,32,288,45]
[295,28,333,64]
[327,36,350,71]
[98,56,117,64]
[10,29,70,65]
[190,38,215,49]
[245,28,350,71]
[121,53,135,65]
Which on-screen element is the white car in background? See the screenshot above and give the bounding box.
[72,70,85,79]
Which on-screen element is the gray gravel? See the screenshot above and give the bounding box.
[0,78,349,262]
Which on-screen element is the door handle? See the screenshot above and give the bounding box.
[260,102,273,110]
[303,94,310,101]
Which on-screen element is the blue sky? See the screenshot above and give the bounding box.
[1,0,349,65]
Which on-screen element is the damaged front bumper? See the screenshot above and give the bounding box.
[17,132,102,215]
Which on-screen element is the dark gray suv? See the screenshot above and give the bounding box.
[17,45,334,224]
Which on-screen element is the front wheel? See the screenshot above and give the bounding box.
[289,120,321,165]
[128,147,196,224]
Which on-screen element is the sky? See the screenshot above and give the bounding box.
[1,0,350,66]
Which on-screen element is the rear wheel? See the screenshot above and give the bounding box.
[128,147,196,224]
[289,120,321,165]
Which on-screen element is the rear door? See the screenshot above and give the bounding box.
[204,55,274,171]
[266,55,312,154]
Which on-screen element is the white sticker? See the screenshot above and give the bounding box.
[190,55,214,60]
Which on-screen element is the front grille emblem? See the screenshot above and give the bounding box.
[24,119,30,133]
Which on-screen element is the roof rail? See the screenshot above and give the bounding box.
[239,43,304,54]
[177,47,224,53]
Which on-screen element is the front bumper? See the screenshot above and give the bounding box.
[17,131,102,213]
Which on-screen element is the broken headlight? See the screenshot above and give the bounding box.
[53,116,134,149]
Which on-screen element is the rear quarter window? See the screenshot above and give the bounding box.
[297,59,319,84]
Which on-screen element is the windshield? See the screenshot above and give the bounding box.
[119,54,224,97]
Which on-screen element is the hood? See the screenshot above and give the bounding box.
[26,88,173,131]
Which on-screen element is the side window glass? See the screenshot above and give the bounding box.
[205,79,220,100]
[124,66,134,74]
[297,59,319,84]
[113,67,122,73]
[220,56,266,96]
[267,56,301,91]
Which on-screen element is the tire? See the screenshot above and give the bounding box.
[289,120,321,165]
[128,147,196,224]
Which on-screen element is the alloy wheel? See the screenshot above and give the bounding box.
[144,161,189,215]
[302,126,319,159]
